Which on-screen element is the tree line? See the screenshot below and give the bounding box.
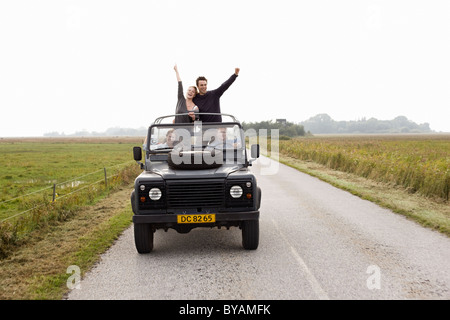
[43,114,432,137]
[241,120,306,138]
[300,114,432,134]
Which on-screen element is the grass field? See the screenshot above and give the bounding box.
[1,137,142,196]
[0,137,143,258]
[277,134,450,202]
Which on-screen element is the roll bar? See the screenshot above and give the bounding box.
[152,113,239,124]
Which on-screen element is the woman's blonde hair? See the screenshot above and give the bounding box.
[188,86,198,96]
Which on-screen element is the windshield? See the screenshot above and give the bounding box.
[146,123,244,152]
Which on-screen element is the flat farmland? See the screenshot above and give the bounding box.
[0,137,143,206]
[279,134,450,201]
[0,137,143,257]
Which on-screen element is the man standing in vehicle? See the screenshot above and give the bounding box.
[194,68,240,122]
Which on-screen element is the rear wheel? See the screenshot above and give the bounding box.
[134,223,154,253]
[242,220,259,250]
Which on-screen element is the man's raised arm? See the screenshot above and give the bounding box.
[213,67,240,97]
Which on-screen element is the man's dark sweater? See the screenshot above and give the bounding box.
[193,74,238,122]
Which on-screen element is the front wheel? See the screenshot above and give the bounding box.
[134,223,154,253]
[242,220,259,250]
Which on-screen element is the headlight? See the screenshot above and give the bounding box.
[230,185,243,198]
[149,188,162,201]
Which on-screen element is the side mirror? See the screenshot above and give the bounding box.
[133,146,142,161]
[251,144,260,159]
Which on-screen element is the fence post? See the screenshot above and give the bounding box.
[52,184,56,202]
[104,167,107,189]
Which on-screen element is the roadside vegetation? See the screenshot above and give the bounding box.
[0,137,143,258]
[266,133,450,235]
[277,134,449,202]
[0,137,143,299]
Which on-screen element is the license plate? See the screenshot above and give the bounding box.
[177,214,216,224]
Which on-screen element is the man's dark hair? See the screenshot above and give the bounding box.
[196,76,208,87]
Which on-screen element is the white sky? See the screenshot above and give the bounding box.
[1,0,449,137]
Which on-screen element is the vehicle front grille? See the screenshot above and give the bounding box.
[166,179,225,209]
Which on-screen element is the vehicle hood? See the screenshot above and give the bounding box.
[147,162,242,179]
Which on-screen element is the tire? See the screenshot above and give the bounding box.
[242,220,259,250]
[134,223,154,254]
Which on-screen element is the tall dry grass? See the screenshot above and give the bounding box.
[277,135,450,202]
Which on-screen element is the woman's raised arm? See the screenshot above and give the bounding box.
[174,64,181,82]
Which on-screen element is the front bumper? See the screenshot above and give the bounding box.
[133,210,259,224]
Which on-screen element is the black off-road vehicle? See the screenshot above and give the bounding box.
[131,113,261,253]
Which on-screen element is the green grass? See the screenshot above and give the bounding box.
[0,137,143,299]
[29,205,133,300]
[0,187,135,299]
[0,138,143,212]
[0,137,143,258]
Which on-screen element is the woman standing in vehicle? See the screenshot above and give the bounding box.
[173,64,199,123]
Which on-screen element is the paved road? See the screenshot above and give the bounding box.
[67,156,450,299]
